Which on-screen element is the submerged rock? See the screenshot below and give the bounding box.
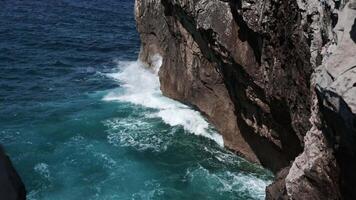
[135,0,356,199]
[0,146,26,200]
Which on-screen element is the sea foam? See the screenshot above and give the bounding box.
[103,55,224,146]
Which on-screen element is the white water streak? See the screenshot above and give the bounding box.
[103,55,224,146]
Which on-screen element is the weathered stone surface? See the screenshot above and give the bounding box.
[268,1,356,199]
[136,0,311,173]
[266,167,290,200]
[283,91,341,200]
[135,0,356,199]
[313,2,356,198]
[0,146,26,200]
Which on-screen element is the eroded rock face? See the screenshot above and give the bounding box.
[279,1,356,199]
[313,2,356,198]
[136,0,311,173]
[135,0,356,199]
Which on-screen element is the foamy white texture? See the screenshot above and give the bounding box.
[34,163,50,179]
[103,56,224,146]
[186,165,271,200]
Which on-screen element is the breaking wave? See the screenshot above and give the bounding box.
[103,56,224,146]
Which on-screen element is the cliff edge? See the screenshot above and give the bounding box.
[135,0,356,199]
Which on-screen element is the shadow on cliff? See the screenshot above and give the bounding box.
[161,0,304,173]
[316,88,356,200]
[232,0,262,64]
[350,18,356,43]
[223,63,303,173]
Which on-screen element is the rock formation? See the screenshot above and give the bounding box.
[0,145,26,200]
[135,0,356,199]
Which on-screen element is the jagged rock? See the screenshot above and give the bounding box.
[266,167,290,200]
[314,2,356,198]
[135,0,311,173]
[135,0,356,199]
[0,146,26,200]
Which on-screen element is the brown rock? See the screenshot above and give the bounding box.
[135,0,311,173]
[135,0,356,199]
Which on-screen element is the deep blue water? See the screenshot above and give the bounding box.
[0,0,272,199]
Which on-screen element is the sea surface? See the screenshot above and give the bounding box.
[0,0,273,199]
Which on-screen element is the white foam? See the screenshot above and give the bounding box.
[34,163,51,179]
[105,117,170,152]
[186,165,271,200]
[103,56,224,146]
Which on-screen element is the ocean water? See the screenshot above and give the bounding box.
[0,0,273,199]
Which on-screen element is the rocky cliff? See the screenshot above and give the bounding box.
[135,0,356,199]
[0,146,26,200]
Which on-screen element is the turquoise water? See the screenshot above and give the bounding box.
[0,0,273,199]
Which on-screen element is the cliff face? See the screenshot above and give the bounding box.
[135,0,356,199]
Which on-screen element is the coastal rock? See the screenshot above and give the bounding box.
[0,146,26,200]
[279,1,356,199]
[135,0,356,199]
[135,0,311,173]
